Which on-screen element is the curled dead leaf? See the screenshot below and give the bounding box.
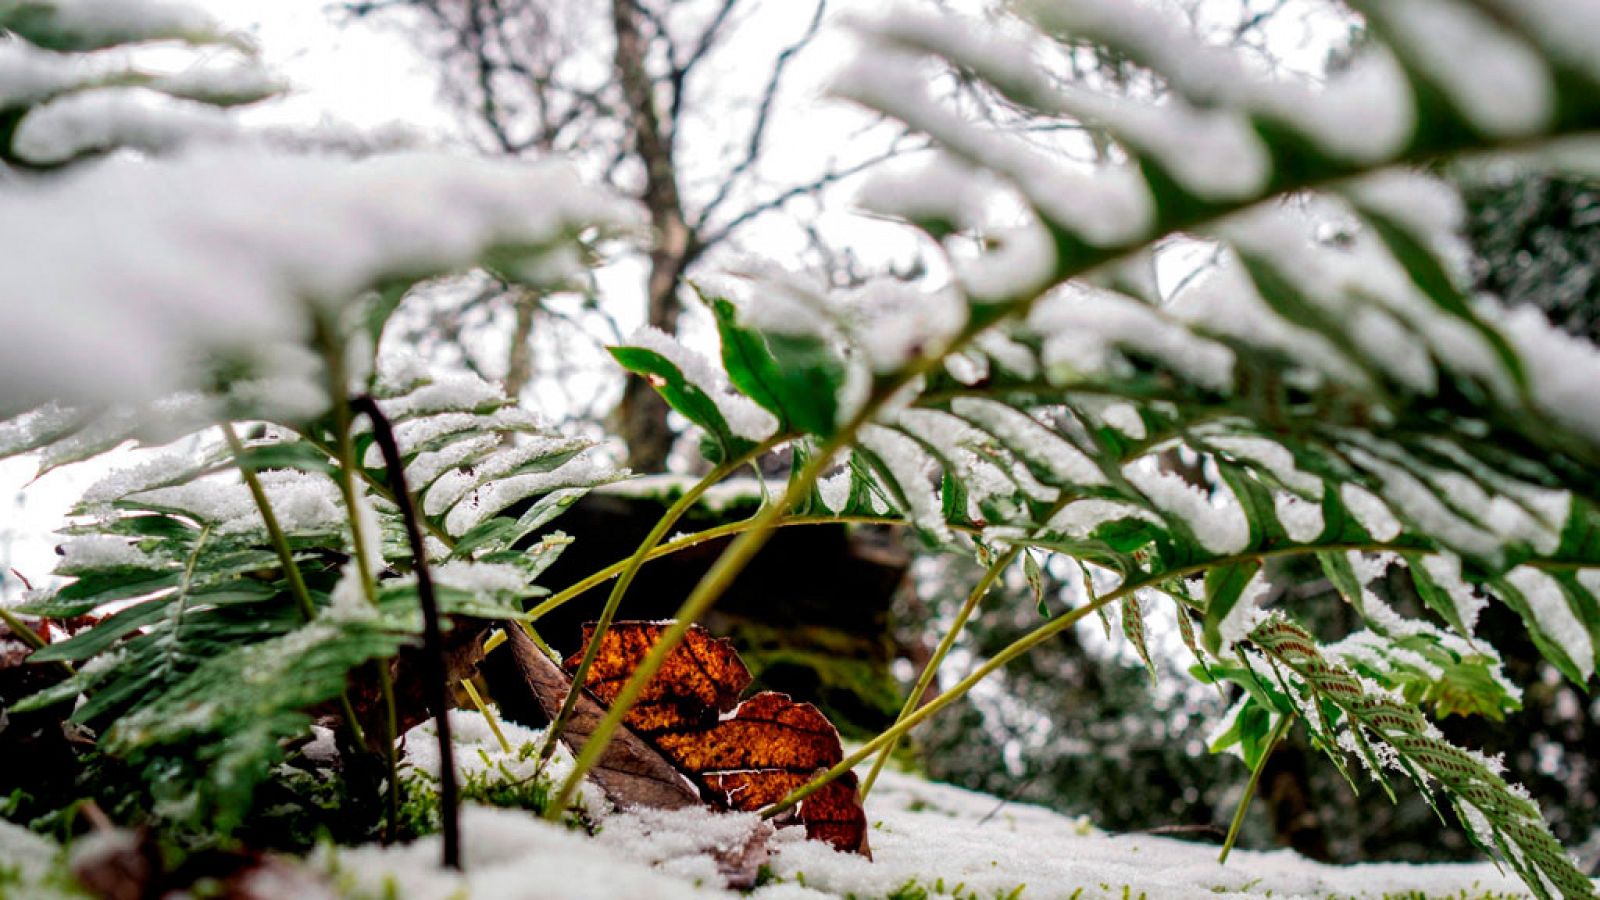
[508,621,870,858]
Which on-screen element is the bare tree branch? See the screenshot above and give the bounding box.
[691,0,827,234]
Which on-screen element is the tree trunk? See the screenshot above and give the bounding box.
[611,0,694,473]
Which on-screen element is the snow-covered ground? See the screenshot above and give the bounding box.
[327,711,1546,900]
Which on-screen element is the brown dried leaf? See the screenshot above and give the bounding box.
[504,625,701,810]
[561,621,870,857]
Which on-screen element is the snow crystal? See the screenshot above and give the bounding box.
[1344,447,1500,560]
[80,450,203,504]
[1203,435,1321,496]
[372,374,507,424]
[1506,567,1595,681]
[1373,0,1553,138]
[1123,460,1250,555]
[1096,403,1145,440]
[972,331,1038,380]
[1496,302,1600,449]
[1025,0,1415,163]
[427,561,530,595]
[816,468,851,514]
[0,38,128,109]
[149,61,282,105]
[16,0,230,49]
[626,326,778,443]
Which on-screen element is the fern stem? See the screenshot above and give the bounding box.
[317,330,403,849]
[524,513,933,623]
[353,394,462,871]
[546,428,853,817]
[1218,711,1294,865]
[536,439,775,769]
[221,423,318,623]
[0,605,46,652]
[222,421,368,748]
[860,547,1020,800]
[462,679,512,755]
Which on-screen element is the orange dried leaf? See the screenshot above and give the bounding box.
[558,621,871,857]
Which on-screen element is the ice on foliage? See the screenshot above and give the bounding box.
[972,331,1038,380]
[833,42,1153,247]
[402,434,498,492]
[1216,571,1271,649]
[442,455,615,537]
[129,469,345,536]
[949,397,1104,488]
[1497,303,1600,449]
[837,279,967,374]
[626,326,778,442]
[1506,567,1595,681]
[1340,484,1402,542]
[1030,285,1235,393]
[1123,460,1249,555]
[1204,435,1322,496]
[1173,254,1368,390]
[860,424,949,540]
[1274,492,1325,543]
[1345,447,1501,560]
[1419,553,1489,634]
[1045,498,1157,538]
[13,85,242,163]
[371,374,510,424]
[425,560,530,595]
[55,534,162,573]
[816,467,852,514]
[1372,0,1553,139]
[79,450,203,504]
[0,149,639,411]
[1024,0,1415,164]
[16,0,231,49]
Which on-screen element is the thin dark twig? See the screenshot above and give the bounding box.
[692,0,827,232]
[976,771,1039,825]
[351,395,461,871]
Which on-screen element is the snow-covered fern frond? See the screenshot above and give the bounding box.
[599,2,1600,895]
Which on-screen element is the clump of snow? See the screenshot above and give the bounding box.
[1045,498,1157,539]
[859,424,950,541]
[836,279,967,374]
[1371,0,1553,138]
[1123,458,1250,555]
[1506,567,1595,681]
[950,397,1105,488]
[442,454,617,537]
[0,148,639,411]
[13,86,242,163]
[1340,484,1402,542]
[832,42,1154,248]
[55,534,163,573]
[1029,285,1236,393]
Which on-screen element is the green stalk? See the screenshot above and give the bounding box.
[859,547,1020,799]
[1219,711,1294,865]
[223,422,367,748]
[536,441,774,768]
[759,559,1204,820]
[545,429,850,817]
[317,324,400,841]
